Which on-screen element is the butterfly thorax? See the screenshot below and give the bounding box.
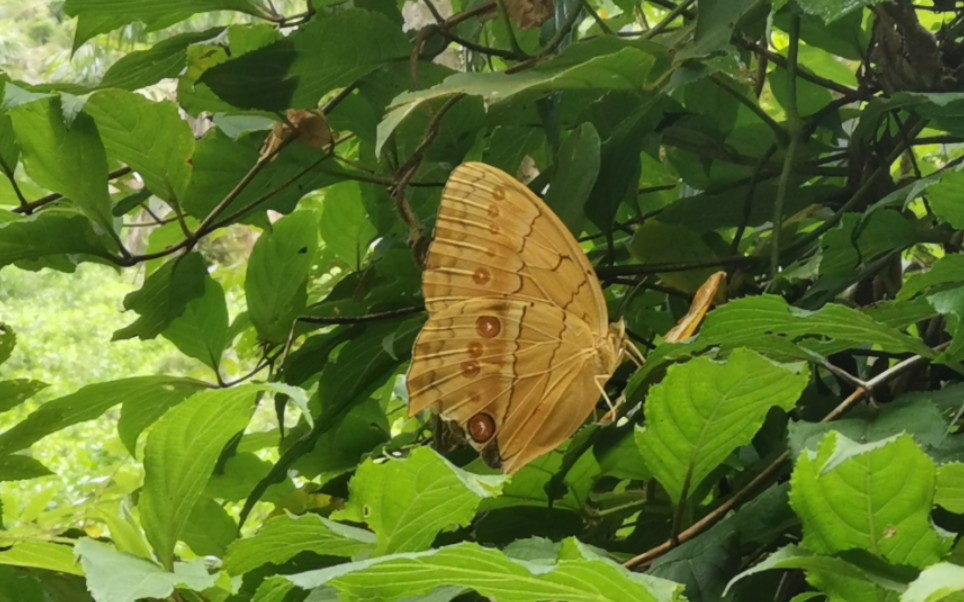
[597,319,627,375]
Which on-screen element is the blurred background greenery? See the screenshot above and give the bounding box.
[0,0,303,533]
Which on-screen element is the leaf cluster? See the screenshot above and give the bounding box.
[3,0,964,601]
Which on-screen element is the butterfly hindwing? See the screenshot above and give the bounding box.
[407,297,601,473]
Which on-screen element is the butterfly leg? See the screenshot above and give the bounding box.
[625,341,646,368]
[594,375,622,423]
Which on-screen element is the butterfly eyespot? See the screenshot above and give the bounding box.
[488,205,500,218]
[472,267,491,285]
[476,316,501,338]
[492,188,505,201]
[460,360,480,377]
[467,341,483,357]
[467,412,496,443]
[488,223,500,235]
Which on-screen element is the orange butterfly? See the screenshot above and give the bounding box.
[406,162,633,473]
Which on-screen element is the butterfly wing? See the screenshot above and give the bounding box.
[407,297,604,473]
[422,162,609,334]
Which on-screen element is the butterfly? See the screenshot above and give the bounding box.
[406,162,634,474]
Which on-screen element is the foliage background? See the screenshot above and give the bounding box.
[3,1,964,601]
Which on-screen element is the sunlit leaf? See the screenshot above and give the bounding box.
[790,432,949,568]
[0,541,83,576]
[224,513,375,576]
[321,182,377,270]
[140,385,258,568]
[85,90,194,201]
[334,447,505,555]
[8,96,113,233]
[0,376,204,455]
[636,349,808,502]
[0,454,52,482]
[286,538,684,602]
[0,379,47,414]
[936,462,964,514]
[75,538,218,602]
[245,210,318,344]
[99,28,224,90]
[113,252,209,341]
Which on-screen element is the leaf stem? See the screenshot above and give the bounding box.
[770,13,802,280]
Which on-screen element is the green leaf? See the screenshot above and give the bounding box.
[929,171,964,229]
[789,432,949,568]
[180,129,342,221]
[99,28,224,90]
[251,579,298,602]
[293,395,389,480]
[936,462,964,514]
[140,385,258,568]
[0,323,13,365]
[245,211,318,344]
[0,455,53,482]
[84,90,194,202]
[899,254,964,301]
[0,376,203,455]
[333,447,505,555]
[725,545,905,596]
[0,379,47,414]
[201,9,410,111]
[320,182,377,269]
[161,272,230,370]
[633,295,936,384]
[650,484,794,599]
[902,562,964,602]
[378,38,657,155]
[0,541,83,576]
[75,538,218,602]
[795,0,892,23]
[113,252,209,341]
[8,96,114,232]
[544,122,600,233]
[64,0,264,47]
[180,497,238,557]
[788,398,948,459]
[636,349,808,503]
[224,513,376,576]
[629,221,721,293]
[769,67,833,118]
[679,0,762,60]
[919,287,964,365]
[0,210,112,269]
[286,538,684,602]
[204,451,294,503]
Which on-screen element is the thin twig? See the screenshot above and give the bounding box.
[191,132,297,238]
[770,14,802,279]
[738,38,859,97]
[300,306,424,325]
[597,256,760,278]
[781,117,927,260]
[13,166,133,214]
[391,95,464,267]
[642,0,695,39]
[0,161,29,209]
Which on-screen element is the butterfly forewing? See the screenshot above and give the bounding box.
[423,163,609,332]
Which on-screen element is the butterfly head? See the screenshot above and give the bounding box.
[597,319,627,374]
[607,319,644,369]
